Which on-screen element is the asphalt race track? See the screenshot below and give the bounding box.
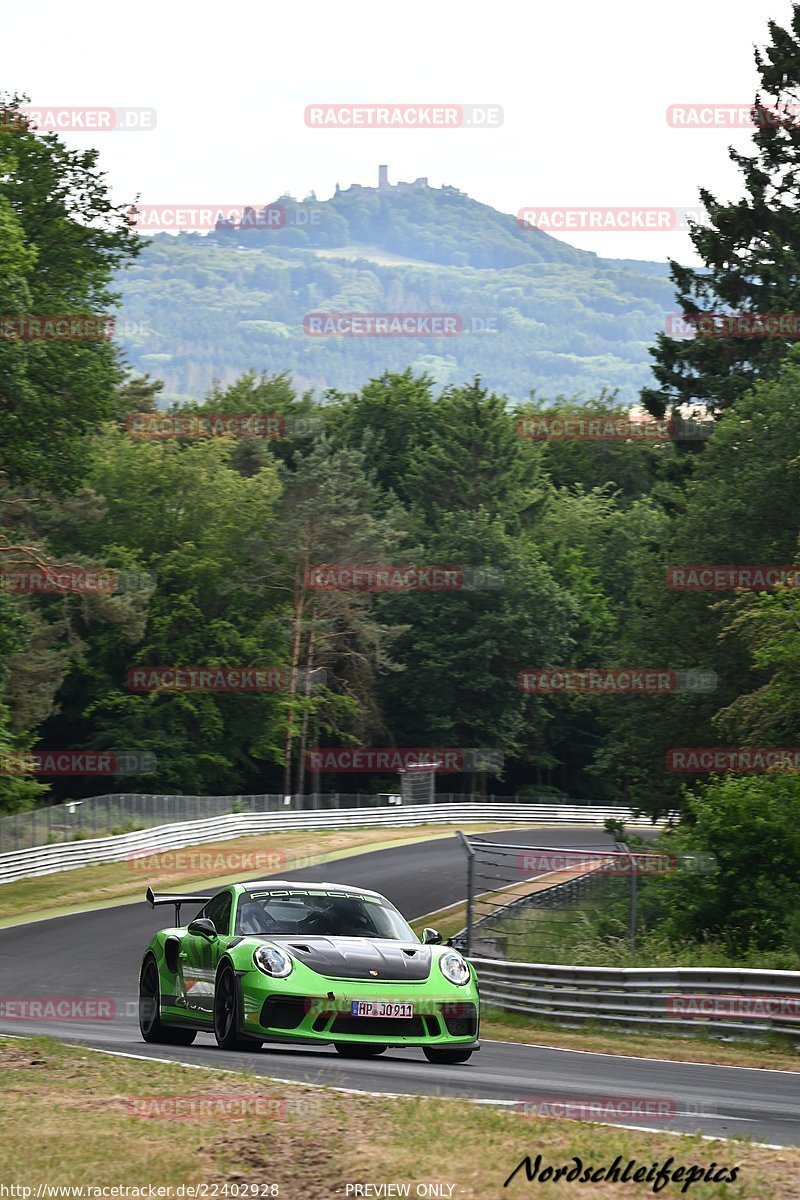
[1,826,798,1147]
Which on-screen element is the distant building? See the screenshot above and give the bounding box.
[336,167,431,196]
[215,170,458,236]
[379,165,428,192]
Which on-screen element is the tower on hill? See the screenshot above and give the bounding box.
[335,167,438,196]
[377,165,428,192]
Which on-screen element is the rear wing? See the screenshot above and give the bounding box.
[145,886,213,924]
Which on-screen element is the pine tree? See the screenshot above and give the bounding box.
[642,7,800,417]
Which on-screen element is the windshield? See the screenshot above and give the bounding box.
[235,889,417,941]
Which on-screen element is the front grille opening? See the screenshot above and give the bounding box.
[442,1002,477,1038]
[331,1015,425,1037]
[260,996,307,1030]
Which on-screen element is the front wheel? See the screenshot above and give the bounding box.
[335,1043,387,1058]
[213,962,256,1050]
[139,956,196,1046]
[423,1047,473,1064]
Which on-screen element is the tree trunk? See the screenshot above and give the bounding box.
[295,618,317,797]
[283,568,305,796]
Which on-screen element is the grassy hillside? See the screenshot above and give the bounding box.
[116,185,677,403]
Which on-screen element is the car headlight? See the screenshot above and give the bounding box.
[253,944,293,978]
[439,951,470,986]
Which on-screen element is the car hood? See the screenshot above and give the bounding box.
[263,937,433,981]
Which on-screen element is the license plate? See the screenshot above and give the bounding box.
[350,1001,414,1018]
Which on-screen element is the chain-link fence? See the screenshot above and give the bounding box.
[453,834,714,963]
[0,791,596,853]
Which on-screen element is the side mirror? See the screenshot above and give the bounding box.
[421,927,442,945]
[188,917,217,939]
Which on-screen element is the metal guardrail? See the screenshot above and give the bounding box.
[0,803,662,885]
[472,957,800,1038]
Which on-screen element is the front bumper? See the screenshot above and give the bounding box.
[239,970,480,1047]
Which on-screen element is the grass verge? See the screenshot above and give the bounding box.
[1,1037,797,1198]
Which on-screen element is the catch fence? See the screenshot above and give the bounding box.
[454,833,711,961]
[0,791,640,854]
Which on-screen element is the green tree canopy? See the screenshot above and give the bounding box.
[642,7,800,417]
[0,95,140,492]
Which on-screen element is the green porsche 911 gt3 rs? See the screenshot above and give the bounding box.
[138,880,480,1063]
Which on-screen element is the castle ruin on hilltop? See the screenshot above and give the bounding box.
[212,168,464,234]
[335,166,461,195]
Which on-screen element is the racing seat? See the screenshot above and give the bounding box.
[237,899,276,935]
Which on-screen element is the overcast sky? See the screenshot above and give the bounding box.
[1,0,794,263]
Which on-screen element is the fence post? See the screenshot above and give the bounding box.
[619,841,637,954]
[457,831,475,956]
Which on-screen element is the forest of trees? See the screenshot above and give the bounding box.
[6,360,800,821]
[4,4,800,965]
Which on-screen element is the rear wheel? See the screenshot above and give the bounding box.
[423,1047,473,1064]
[139,956,197,1046]
[213,962,260,1050]
[334,1043,387,1058]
